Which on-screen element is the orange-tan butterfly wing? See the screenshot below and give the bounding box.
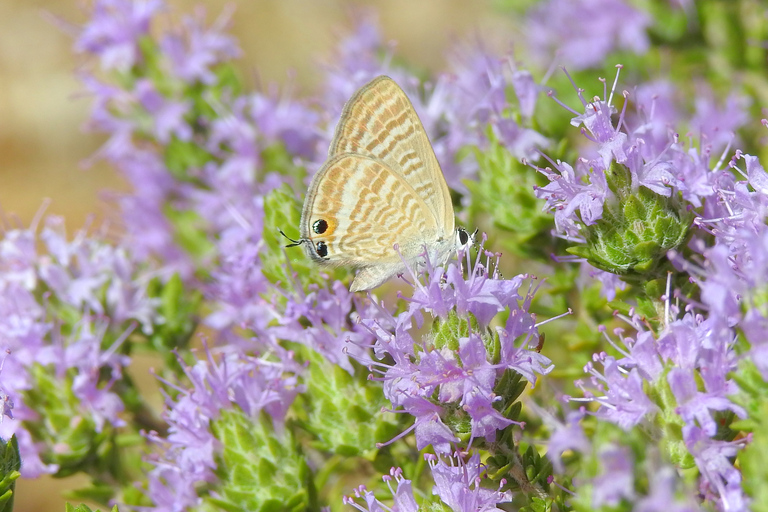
[328,76,455,236]
[300,154,439,270]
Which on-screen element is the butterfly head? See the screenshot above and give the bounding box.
[278,228,332,263]
[456,227,478,251]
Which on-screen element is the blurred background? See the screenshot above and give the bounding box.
[0,0,514,229]
[1,0,517,509]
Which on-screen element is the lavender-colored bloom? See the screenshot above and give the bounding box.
[585,356,659,429]
[423,46,548,189]
[250,88,323,160]
[579,262,627,301]
[146,346,303,510]
[592,445,635,506]
[690,87,750,151]
[526,0,651,70]
[534,157,608,237]
[343,467,418,512]
[635,467,701,512]
[532,406,589,473]
[684,425,747,511]
[160,7,241,85]
[0,214,155,477]
[668,368,745,438]
[630,80,681,157]
[321,11,402,115]
[135,79,192,143]
[74,0,162,72]
[361,247,551,453]
[428,452,513,510]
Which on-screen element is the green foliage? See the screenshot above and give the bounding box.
[262,184,350,292]
[0,436,20,512]
[205,409,315,512]
[567,162,692,282]
[22,365,118,481]
[163,206,217,270]
[64,505,119,512]
[146,272,201,360]
[298,348,400,459]
[732,359,768,510]
[466,134,553,260]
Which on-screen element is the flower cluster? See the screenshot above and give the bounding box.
[530,61,767,510]
[0,213,159,478]
[361,248,552,453]
[5,0,768,511]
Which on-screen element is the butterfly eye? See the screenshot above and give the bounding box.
[458,228,469,246]
[316,241,328,258]
[312,219,328,234]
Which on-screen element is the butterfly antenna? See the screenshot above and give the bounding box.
[278,228,306,248]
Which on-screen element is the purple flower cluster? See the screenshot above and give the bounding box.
[77,0,321,278]
[573,309,749,509]
[0,213,157,477]
[146,345,303,511]
[344,452,513,512]
[534,67,751,238]
[526,0,651,70]
[527,65,766,509]
[359,248,552,453]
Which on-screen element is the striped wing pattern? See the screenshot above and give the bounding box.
[328,77,454,235]
[301,154,438,264]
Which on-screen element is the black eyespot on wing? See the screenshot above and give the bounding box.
[458,228,469,246]
[312,219,328,234]
[316,241,328,258]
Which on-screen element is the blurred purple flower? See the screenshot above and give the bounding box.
[526,0,651,70]
[0,214,155,477]
[530,405,589,473]
[690,87,750,151]
[592,445,635,506]
[75,0,162,72]
[160,6,241,84]
[135,79,193,143]
[635,468,701,512]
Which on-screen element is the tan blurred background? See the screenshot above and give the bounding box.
[1,0,518,510]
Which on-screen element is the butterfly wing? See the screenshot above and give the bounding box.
[300,154,441,291]
[329,76,455,236]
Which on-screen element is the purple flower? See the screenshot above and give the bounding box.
[531,405,589,473]
[635,468,701,512]
[146,346,303,510]
[135,79,192,143]
[422,46,549,189]
[526,0,651,70]
[668,368,746,437]
[160,7,241,85]
[360,247,551,453]
[690,86,750,151]
[684,425,748,511]
[583,355,659,429]
[428,452,513,510]
[592,445,635,506]
[343,467,419,512]
[0,213,155,477]
[75,0,162,72]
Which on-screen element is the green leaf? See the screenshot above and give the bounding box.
[205,409,315,512]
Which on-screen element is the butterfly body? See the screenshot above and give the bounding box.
[298,76,468,292]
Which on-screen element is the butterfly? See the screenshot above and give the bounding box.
[287,75,473,292]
